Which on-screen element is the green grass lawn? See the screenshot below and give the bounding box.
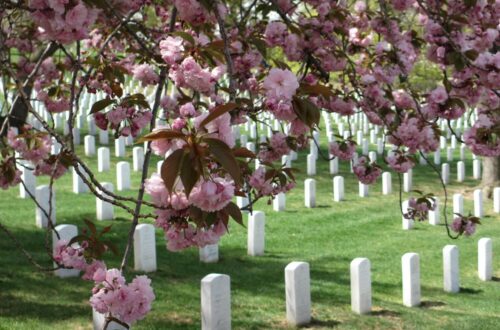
[1,128,499,330]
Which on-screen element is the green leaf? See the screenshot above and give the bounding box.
[205,138,242,185]
[161,148,184,193]
[137,129,185,143]
[90,98,115,114]
[171,31,195,45]
[199,103,238,128]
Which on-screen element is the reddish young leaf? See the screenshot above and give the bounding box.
[137,129,186,143]
[232,147,256,158]
[205,138,242,185]
[90,98,115,114]
[299,83,334,98]
[180,153,200,197]
[224,202,244,227]
[199,103,238,128]
[161,148,184,193]
[84,219,97,236]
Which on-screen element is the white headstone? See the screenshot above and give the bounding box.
[248,211,265,256]
[382,172,392,195]
[453,193,464,215]
[116,162,130,191]
[494,187,500,213]
[285,262,311,326]
[329,156,339,175]
[134,224,157,272]
[201,274,231,330]
[72,166,88,194]
[403,169,412,193]
[96,182,114,221]
[377,138,384,155]
[402,200,413,230]
[473,189,483,218]
[92,309,128,330]
[459,144,466,160]
[307,154,316,176]
[457,161,465,182]
[273,193,286,211]
[99,129,109,145]
[84,135,96,156]
[478,238,492,281]
[36,185,55,228]
[429,197,440,225]
[442,163,450,185]
[114,137,126,157]
[434,149,441,165]
[199,244,219,263]
[402,253,421,307]
[304,178,316,208]
[443,245,459,293]
[20,166,36,199]
[132,147,144,172]
[72,127,80,145]
[368,151,377,163]
[350,258,371,314]
[473,159,481,180]
[236,196,249,210]
[359,182,368,198]
[53,224,80,278]
[333,176,344,202]
[97,147,110,172]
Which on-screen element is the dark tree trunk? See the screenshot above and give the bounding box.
[481,156,500,198]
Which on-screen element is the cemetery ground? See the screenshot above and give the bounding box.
[1,134,500,330]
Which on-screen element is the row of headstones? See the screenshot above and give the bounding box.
[198,240,493,330]
[49,211,270,279]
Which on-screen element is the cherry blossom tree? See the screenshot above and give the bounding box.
[0,0,498,327]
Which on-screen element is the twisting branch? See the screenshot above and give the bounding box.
[120,68,169,272]
[214,3,237,100]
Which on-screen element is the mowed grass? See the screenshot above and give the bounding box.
[1,127,500,330]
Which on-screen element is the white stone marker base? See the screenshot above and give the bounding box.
[248,211,265,256]
[402,253,421,307]
[92,309,129,330]
[285,262,311,326]
[36,185,55,228]
[478,238,492,281]
[116,162,131,191]
[96,182,114,221]
[97,147,110,172]
[443,245,460,293]
[382,172,392,195]
[273,193,286,211]
[351,258,371,314]
[200,244,219,263]
[305,178,316,208]
[201,274,231,330]
[134,224,157,272]
[333,176,344,202]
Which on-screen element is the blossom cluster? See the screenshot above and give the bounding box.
[404,197,436,222]
[90,268,155,325]
[353,156,382,185]
[94,106,152,137]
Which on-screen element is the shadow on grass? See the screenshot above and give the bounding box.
[420,300,446,308]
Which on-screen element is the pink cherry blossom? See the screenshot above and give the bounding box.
[263,69,299,101]
[189,178,234,212]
